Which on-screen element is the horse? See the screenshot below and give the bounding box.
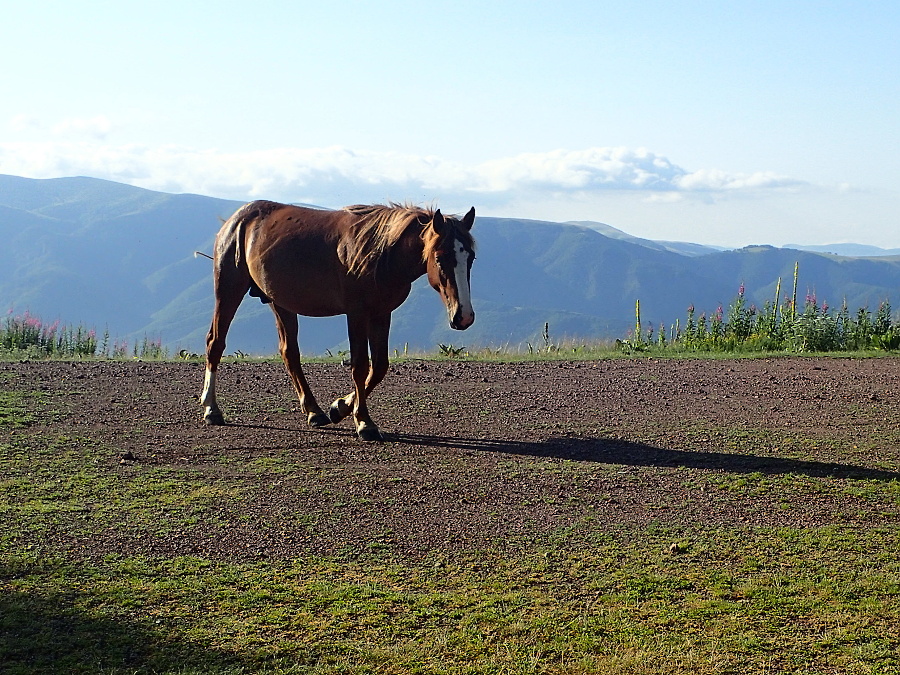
[199,200,476,441]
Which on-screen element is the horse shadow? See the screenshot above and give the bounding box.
[387,432,900,482]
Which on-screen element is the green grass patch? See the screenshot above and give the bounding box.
[0,433,245,546]
[0,390,39,428]
[3,528,900,674]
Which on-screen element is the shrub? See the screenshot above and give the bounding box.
[1,312,168,359]
[624,263,898,355]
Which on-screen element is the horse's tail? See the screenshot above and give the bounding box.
[222,204,252,270]
[234,216,247,269]
[216,200,282,270]
[215,201,281,304]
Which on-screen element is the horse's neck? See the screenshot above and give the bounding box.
[389,232,428,282]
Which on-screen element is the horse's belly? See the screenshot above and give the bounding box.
[265,279,346,317]
[250,245,346,316]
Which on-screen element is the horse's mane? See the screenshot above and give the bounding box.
[339,203,436,277]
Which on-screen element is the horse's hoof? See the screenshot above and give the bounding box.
[204,411,225,426]
[307,412,331,428]
[329,399,351,424]
[357,426,384,443]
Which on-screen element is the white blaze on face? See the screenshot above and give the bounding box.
[452,238,474,327]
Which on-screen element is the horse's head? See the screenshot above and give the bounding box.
[425,207,476,330]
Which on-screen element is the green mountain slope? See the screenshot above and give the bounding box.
[1,174,899,355]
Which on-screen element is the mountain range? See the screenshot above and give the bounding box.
[2,174,899,355]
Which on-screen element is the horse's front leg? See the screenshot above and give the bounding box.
[200,366,224,425]
[334,313,390,441]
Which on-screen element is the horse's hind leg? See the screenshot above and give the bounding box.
[201,292,243,424]
[271,304,330,427]
[201,258,249,424]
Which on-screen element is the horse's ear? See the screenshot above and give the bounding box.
[461,207,475,231]
[431,209,446,233]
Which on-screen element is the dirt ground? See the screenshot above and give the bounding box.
[5,356,900,560]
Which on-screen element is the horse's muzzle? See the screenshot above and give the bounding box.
[450,308,475,330]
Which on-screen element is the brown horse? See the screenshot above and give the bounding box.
[199,200,476,441]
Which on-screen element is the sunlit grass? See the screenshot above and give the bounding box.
[3,527,899,674]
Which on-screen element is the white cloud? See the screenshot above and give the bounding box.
[9,114,41,132]
[7,114,114,140]
[51,115,113,139]
[675,168,803,191]
[0,139,808,209]
[2,137,896,247]
[471,148,685,192]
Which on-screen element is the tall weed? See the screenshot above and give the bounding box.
[0,312,168,359]
[626,264,898,354]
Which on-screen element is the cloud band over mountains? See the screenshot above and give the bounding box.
[0,139,805,209]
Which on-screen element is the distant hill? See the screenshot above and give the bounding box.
[2,174,900,355]
[567,220,726,257]
[784,243,900,257]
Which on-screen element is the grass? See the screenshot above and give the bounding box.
[3,375,900,673]
[0,390,38,427]
[3,530,900,674]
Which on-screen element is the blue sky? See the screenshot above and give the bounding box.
[1,0,897,247]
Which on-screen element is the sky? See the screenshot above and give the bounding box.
[1,0,898,247]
